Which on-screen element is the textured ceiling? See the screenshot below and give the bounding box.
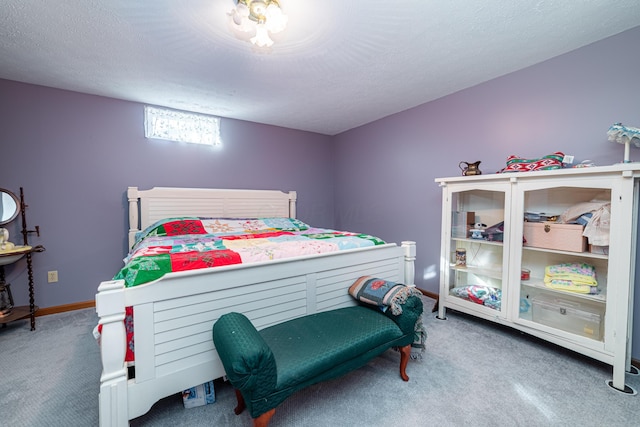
[1,1,640,135]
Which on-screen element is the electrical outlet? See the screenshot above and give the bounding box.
[562,155,574,164]
[47,270,58,283]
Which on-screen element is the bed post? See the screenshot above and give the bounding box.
[96,279,129,427]
[288,191,297,218]
[401,241,416,286]
[127,187,140,248]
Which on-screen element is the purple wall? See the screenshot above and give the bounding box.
[334,26,640,358]
[2,25,639,358]
[0,80,334,308]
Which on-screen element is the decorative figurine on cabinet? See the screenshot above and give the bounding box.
[459,161,482,176]
[470,222,486,239]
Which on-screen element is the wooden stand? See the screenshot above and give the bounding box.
[0,187,44,331]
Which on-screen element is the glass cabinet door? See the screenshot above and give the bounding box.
[515,184,610,342]
[442,184,511,318]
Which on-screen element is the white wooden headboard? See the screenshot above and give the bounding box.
[127,187,297,248]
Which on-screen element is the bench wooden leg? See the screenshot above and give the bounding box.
[236,389,275,426]
[399,344,411,381]
[234,389,246,415]
[253,409,276,427]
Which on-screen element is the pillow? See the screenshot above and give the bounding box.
[133,217,310,247]
[500,152,565,173]
[348,276,407,311]
[349,276,427,358]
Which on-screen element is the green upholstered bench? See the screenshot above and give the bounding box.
[212,295,423,427]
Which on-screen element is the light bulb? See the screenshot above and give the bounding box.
[251,23,274,47]
[265,3,287,33]
[236,2,249,17]
[229,3,252,31]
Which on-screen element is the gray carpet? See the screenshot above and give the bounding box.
[1,296,639,426]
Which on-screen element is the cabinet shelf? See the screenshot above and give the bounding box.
[522,245,608,260]
[452,237,503,247]
[449,263,503,281]
[521,280,605,303]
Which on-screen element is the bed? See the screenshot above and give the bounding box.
[95,187,416,426]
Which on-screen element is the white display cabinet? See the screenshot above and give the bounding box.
[436,165,640,393]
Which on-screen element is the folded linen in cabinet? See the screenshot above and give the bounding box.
[559,200,611,246]
[544,263,598,294]
[544,280,597,294]
[582,204,610,246]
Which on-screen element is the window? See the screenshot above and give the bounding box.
[144,106,221,146]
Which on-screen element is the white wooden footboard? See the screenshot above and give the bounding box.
[96,241,415,426]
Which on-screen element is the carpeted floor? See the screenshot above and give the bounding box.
[1,296,639,426]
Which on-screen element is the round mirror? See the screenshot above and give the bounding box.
[0,188,20,225]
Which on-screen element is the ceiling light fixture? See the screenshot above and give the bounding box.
[229,0,288,48]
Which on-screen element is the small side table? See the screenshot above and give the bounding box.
[0,245,45,330]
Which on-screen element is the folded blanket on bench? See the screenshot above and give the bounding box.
[349,276,427,359]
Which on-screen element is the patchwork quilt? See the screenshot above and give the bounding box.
[105,217,387,362]
[116,217,386,288]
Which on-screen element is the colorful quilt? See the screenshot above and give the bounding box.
[116,217,386,288]
[105,217,387,362]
